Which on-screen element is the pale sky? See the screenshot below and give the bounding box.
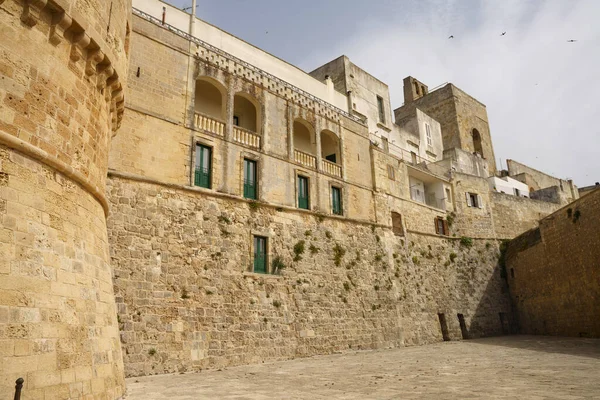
[165,0,600,187]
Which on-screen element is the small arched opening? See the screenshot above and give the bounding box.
[233,92,260,132]
[472,128,484,157]
[293,119,316,155]
[320,130,340,164]
[194,77,226,120]
[414,81,420,95]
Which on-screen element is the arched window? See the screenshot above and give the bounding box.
[472,128,484,157]
[320,130,340,164]
[391,212,404,236]
[293,119,316,155]
[194,78,225,120]
[414,81,420,95]
[421,85,426,95]
[233,92,259,132]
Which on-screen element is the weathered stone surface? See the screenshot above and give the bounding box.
[107,176,512,377]
[0,0,130,397]
[506,189,600,337]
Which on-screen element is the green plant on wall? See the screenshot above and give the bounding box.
[449,252,457,263]
[446,212,456,227]
[271,256,286,274]
[248,200,259,211]
[293,240,305,261]
[333,243,346,266]
[460,236,473,248]
[309,243,319,255]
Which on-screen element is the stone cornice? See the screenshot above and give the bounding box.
[0,130,110,217]
[4,0,126,132]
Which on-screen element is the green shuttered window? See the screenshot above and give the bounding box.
[253,236,267,274]
[297,176,309,210]
[331,186,342,215]
[243,159,257,200]
[194,144,212,188]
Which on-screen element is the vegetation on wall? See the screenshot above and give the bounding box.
[460,236,473,248]
[272,256,286,274]
[333,243,346,266]
[293,240,305,261]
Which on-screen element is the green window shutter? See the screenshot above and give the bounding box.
[332,187,342,215]
[298,176,309,210]
[253,236,267,274]
[243,159,257,199]
[194,144,212,188]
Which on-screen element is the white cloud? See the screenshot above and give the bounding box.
[302,0,600,186]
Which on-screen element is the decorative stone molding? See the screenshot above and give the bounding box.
[0,131,110,216]
[6,0,126,133]
[49,9,72,45]
[20,0,48,26]
[70,31,91,62]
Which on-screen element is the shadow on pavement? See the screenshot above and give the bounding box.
[467,335,600,359]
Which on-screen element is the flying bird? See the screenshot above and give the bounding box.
[448,35,454,39]
[567,39,577,42]
[501,32,506,36]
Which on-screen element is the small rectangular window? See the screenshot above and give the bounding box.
[387,165,395,180]
[331,186,342,216]
[194,144,212,189]
[425,123,432,146]
[233,115,239,126]
[466,192,482,208]
[253,236,267,274]
[391,212,404,236]
[377,95,385,123]
[381,137,389,153]
[435,217,449,236]
[297,175,309,210]
[243,159,257,200]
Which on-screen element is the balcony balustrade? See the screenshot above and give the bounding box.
[321,159,342,178]
[194,112,225,136]
[233,126,261,149]
[294,149,317,169]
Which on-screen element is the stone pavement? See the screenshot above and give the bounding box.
[124,336,600,399]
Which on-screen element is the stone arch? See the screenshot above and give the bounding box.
[233,91,261,132]
[472,128,484,157]
[194,77,226,120]
[293,118,316,155]
[320,129,340,164]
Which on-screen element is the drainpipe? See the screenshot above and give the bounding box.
[189,0,197,37]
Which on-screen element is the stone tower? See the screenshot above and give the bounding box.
[0,0,130,398]
[395,77,497,174]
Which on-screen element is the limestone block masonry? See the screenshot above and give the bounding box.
[506,189,600,337]
[107,175,512,377]
[0,0,130,398]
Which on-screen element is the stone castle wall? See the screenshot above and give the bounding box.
[107,174,512,377]
[490,192,560,239]
[506,189,600,337]
[507,159,578,203]
[0,0,130,397]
